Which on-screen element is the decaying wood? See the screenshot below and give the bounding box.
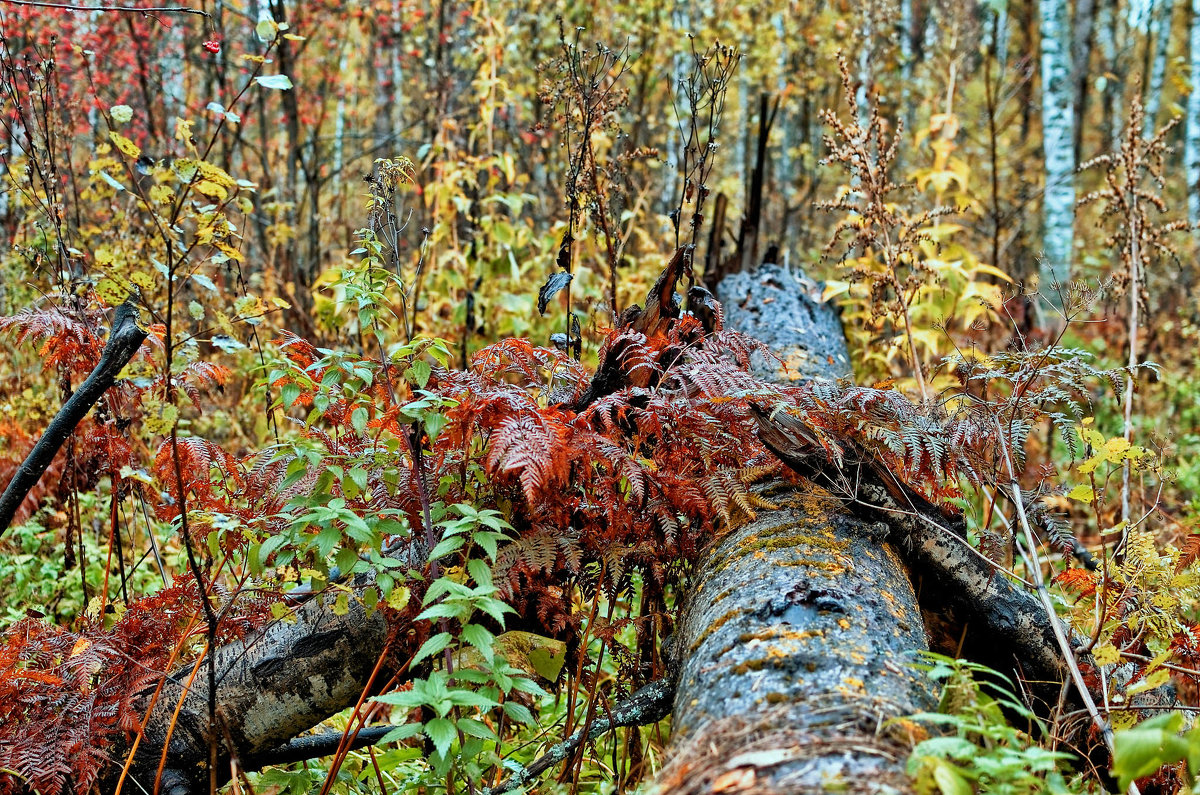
[655,485,935,795]
[753,405,1079,708]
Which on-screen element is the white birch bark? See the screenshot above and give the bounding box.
[773,12,792,235]
[1039,0,1077,308]
[1187,0,1200,230]
[331,45,350,196]
[1144,0,1176,135]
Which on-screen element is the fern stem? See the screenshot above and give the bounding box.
[994,418,1131,787]
[1120,189,1141,528]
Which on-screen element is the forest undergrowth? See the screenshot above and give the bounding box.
[3,2,1200,793]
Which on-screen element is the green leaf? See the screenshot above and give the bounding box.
[410,359,432,388]
[930,760,973,795]
[914,737,978,760]
[423,717,457,758]
[427,536,464,562]
[281,382,301,408]
[255,74,294,91]
[416,602,465,622]
[256,532,290,566]
[1113,712,1189,791]
[255,17,278,42]
[348,466,369,493]
[501,701,535,725]
[335,546,359,576]
[460,623,495,664]
[373,690,424,709]
[377,723,424,744]
[412,631,453,664]
[424,411,447,442]
[351,407,368,434]
[447,689,499,709]
[455,717,497,741]
[528,647,566,683]
[466,558,492,588]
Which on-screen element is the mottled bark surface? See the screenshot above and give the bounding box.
[657,487,934,795]
[715,262,850,384]
[650,267,933,794]
[116,582,395,794]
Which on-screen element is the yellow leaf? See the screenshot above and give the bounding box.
[387,585,410,611]
[174,118,195,144]
[821,280,850,302]
[1128,667,1171,696]
[194,179,229,201]
[215,241,244,262]
[130,271,155,290]
[143,400,179,435]
[973,263,1013,282]
[108,131,141,159]
[149,184,174,204]
[1093,644,1120,665]
[1066,484,1095,502]
[1103,437,1131,461]
[96,278,131,305]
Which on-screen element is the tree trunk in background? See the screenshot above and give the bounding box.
[1039,0,1077,312]
[1073,0,1097,162]
[1188,0,1200,232]
[653,265,934,794]
[1144,0,1176,136]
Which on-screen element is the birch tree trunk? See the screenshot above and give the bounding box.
[1039,0,1077,309]
[1073,0,1097,162]
[1144,0,1176,135]
[1188,0,1200,231]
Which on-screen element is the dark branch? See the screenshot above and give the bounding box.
[0,1,209,19]
[242,725,400,771]
[0,300,147,537]
[483,677,675,795]
[752,404,1078,693]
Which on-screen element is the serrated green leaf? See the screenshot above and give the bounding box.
[423,717,456,757]
[377,723,424,744]
[412,631,453,664]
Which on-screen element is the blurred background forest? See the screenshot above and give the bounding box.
[6,0,1200,792]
